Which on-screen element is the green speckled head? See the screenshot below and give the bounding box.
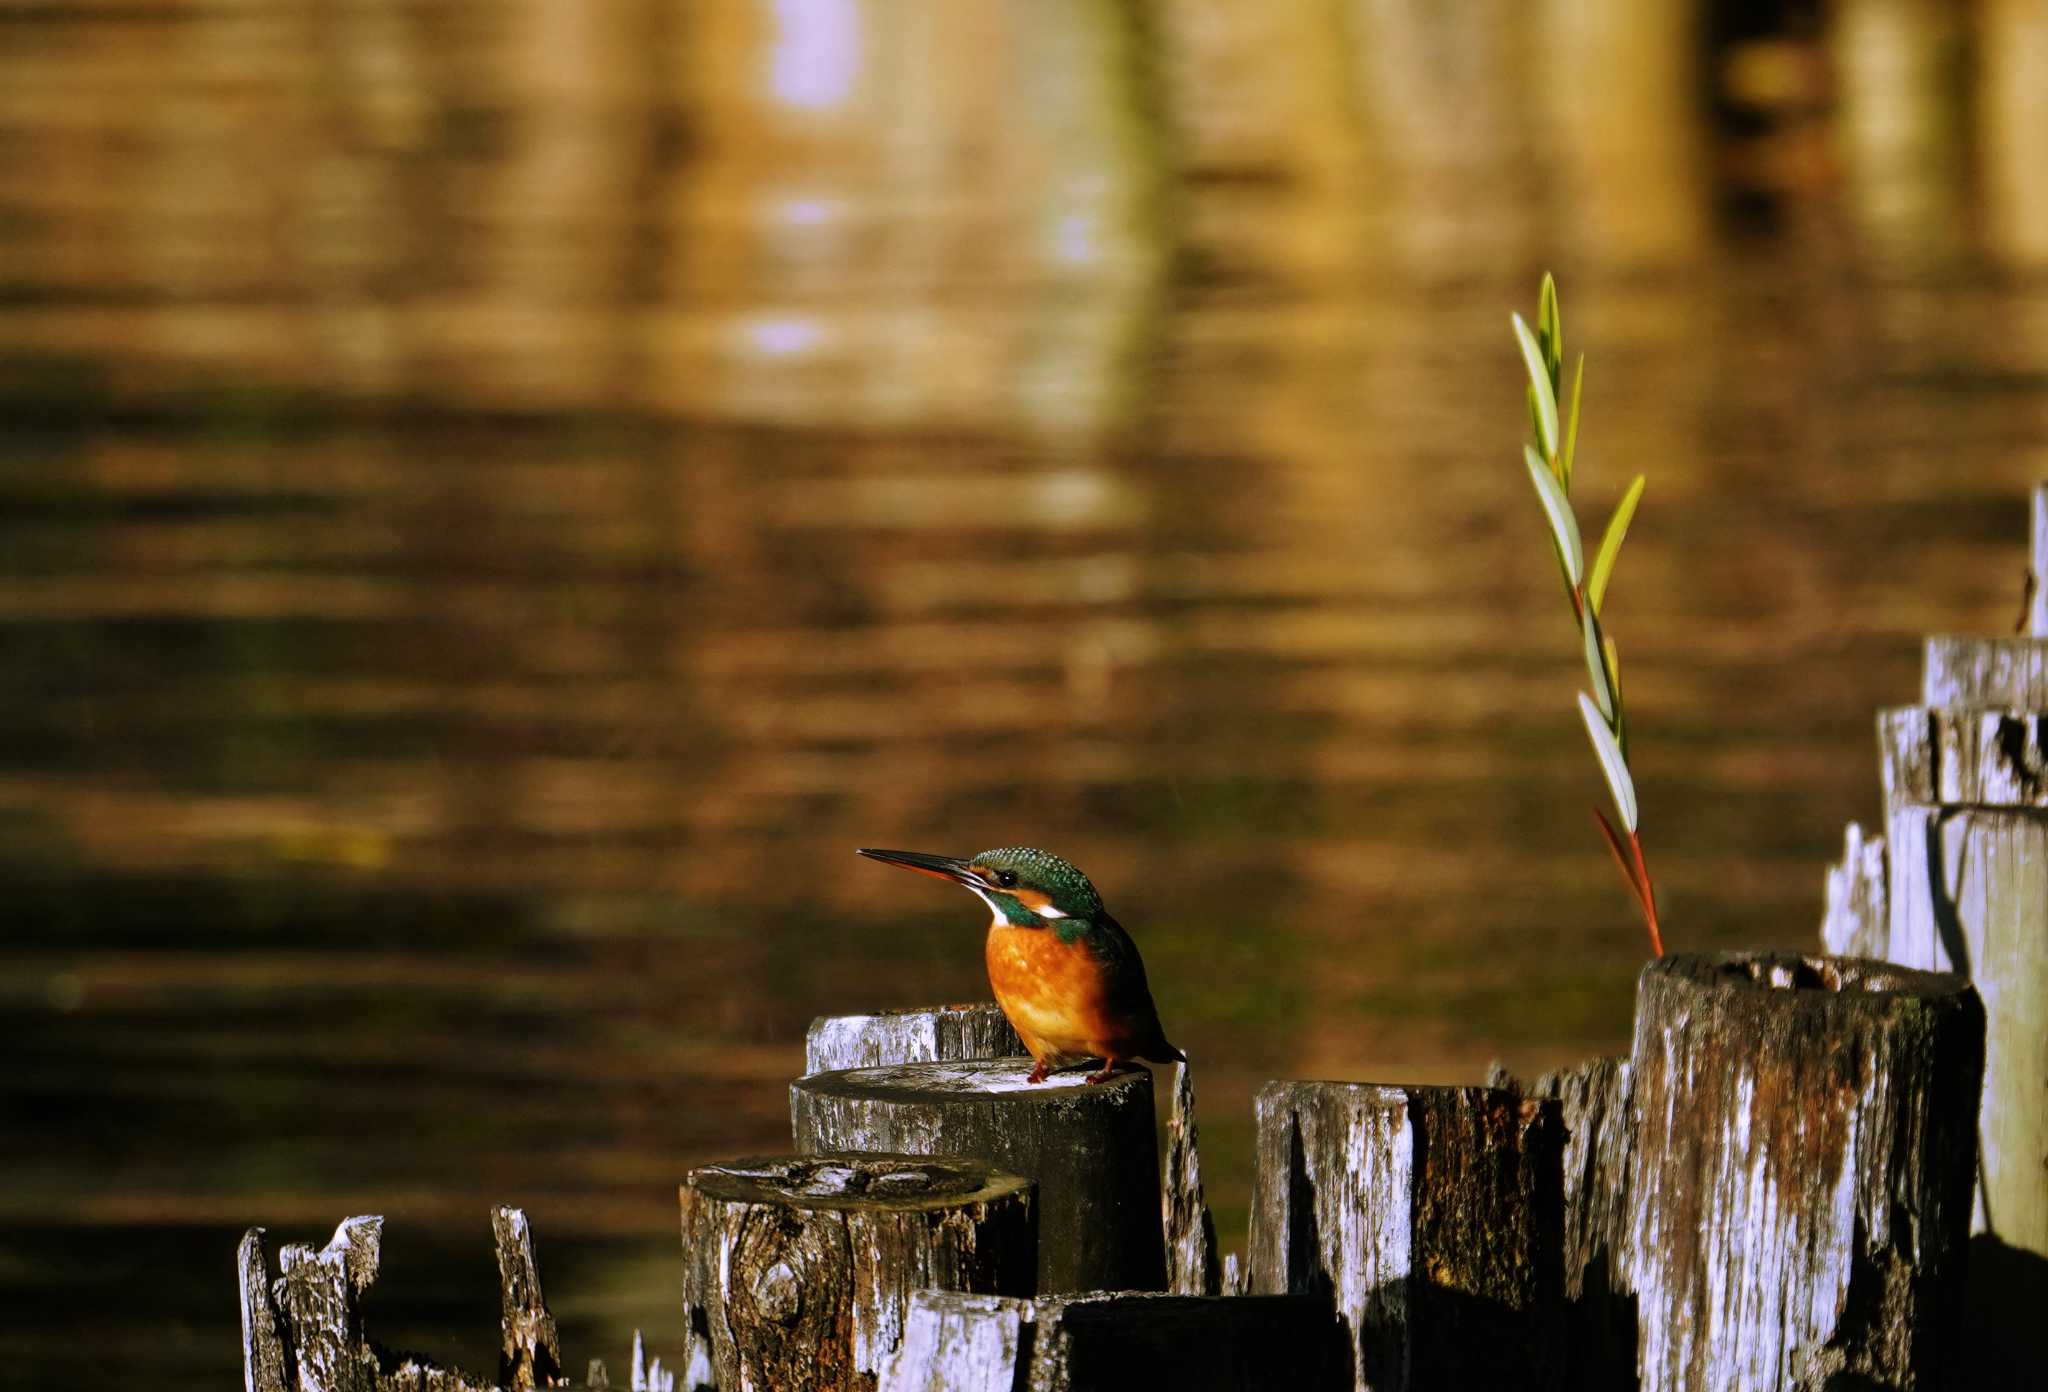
[856,844,1107,937]
[969,846,1103,922]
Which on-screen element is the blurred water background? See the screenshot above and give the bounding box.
[4,0,2048,1383]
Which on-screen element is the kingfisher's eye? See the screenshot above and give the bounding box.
[996,870,1018,888]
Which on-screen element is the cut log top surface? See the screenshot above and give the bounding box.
[683,1154,1032,1213]
[1652,948,1973,1010]
[793,1057,1164,1293]
[797,1058,1150,1103]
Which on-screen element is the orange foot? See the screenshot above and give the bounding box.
[1027,1060,1049,1084]
[1085,1059,1122,1085]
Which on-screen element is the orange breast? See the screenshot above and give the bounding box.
[985,924,1116,1065]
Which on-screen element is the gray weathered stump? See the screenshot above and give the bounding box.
[1247,1082,1565,1392]
[1625,952,1983,1392]
[240,1209,638,1392]
[810,1008,1228,1295]
[1869,481,2048,1260]
[677,1153,1035,1392]
[1163,1059,1224,1296]
[1820,820,1889,960]
[1878,701,2048,1260]
[878,1289,1346,1392]
[790,1059,1165,1293]
[240,1227,295,1392]
[1527,1057,1635,1392]
[780,1007,1025,1385]
[1810,487,2048,1377]
[491,1205,563,1389]
[276,1215,386,1392]
[805,1003,1025,1073]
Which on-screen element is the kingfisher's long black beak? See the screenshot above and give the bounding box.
[857,847,983,887]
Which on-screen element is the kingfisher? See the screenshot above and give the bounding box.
[857,846,1184,1085]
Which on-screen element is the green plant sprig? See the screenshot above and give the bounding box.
[1510,274,1662,958]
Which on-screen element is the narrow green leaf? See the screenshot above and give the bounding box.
[1583,607,1615,722]
[1604,634,1627,757]
[1524,444,1582,587]
[1560,354,1584,493]
[1511,313,1559,460]
[1538,273,1562,386]
[1579,691,1638,833]
[1588,474,1645,616]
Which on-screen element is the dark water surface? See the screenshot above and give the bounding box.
[5,1,2048,1384]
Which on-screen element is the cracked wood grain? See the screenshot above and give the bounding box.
[1624,952,1982,1392]
[1247,1081,1565,1392]
[790,1059,1164,1294]
[493,1206,564,1389]
[1163,1059,1223,1296]
[878,1289,1345,1392]
[678,1153,1035,1392]
[805,1003,1026,1074]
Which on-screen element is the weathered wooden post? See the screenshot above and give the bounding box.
[240,1227,296,1392]
[805,1003,1025,1074]
[1820,820,1889,960]
[677,1153,1035,1392]
[1624,952,1983,1392]
[1246,1081,1566,1392]
[1876,638,2048,1259]
[790,1059,1166,1293]
[1809,486,2048,1375]
[1525,1058,1635,1392]
[240,1207,623,1392]
[878,1289,1347,1392]
[810,1003,1229,1294]
[1163,1059,1225,1295]
[1879,701,2048,1255]
[272,1215,386,1392]
[492,1206,564,1389]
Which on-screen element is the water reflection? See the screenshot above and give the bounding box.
[1980,0,2048,270]
[2,1,2046,1387]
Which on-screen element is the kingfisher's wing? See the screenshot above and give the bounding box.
[1090,911,1179,1057]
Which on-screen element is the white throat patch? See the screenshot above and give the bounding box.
[969,884,1069,926]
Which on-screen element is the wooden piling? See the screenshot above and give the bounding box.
[1163,1059,1224,1296]
[877,1289,1347,1392]
[804,1003,1025,1074]
[240,1227,293,1392]
[676,1153,1035,1392]
[1819,821,1889,960]
[1624,952,1983,1392]
[276,1215,385,1392]
[1878,703,2048,1256]
[239,1210,638,1392]
[491,1206,563,1390]
[1526,1058,1636,1392]
[809,1005,1228,1295]
[790,1059,1166,1293]
[1840,483,2048,1264]
[1246,1081,1565,1392]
